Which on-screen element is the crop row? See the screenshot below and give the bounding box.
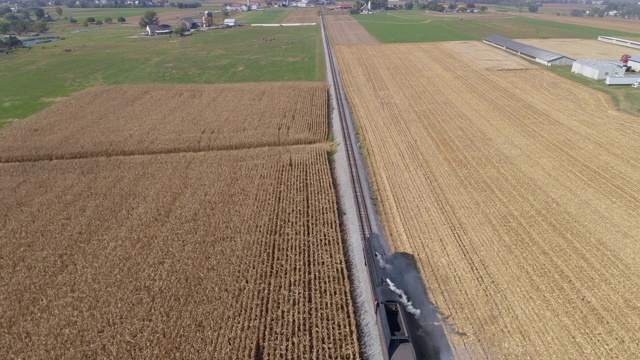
[0,146,360,359]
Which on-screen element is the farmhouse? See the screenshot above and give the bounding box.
[571,59,624,80]
[628,55,640,71]
[146,24,173,36]
[483,35,574,66]
[177,18,201,31]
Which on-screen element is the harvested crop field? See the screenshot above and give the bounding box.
[0,146,360,359]
[283,8,318,23]
[0,83,328,162]
[517,38,633,61]
[335,41,640,359]
[513,12,640,34]
[325,14,379,45]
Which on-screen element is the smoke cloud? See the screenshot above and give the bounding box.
[383,252,454,360]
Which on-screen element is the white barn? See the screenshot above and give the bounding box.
[572,59,624,80]
[627,56,640,72]
[224,18,237,27]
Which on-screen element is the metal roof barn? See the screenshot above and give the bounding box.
[571,59,624,80]
[483,35,574,66]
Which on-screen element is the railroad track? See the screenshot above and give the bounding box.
[320,11,418,360]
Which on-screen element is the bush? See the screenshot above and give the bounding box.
[117,16,126,23]
[104,17,112,24]
[95,20,103,25]
[86,16,95,23]
[69,17,77,23]
[173,26,185,36]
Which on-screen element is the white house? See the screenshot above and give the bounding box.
[572,59,624,80]
[224,18,237,27]
[627,55,640,71]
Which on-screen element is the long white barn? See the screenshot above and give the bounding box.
[483,35,574,66]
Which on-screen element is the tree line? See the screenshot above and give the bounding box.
[0,6,48,35]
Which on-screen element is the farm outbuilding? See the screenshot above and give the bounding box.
[146,24,173,36]
[605,75,640,85]
[598,36,640,50]
[178,18,202,31]
[571,59,624,80]
[627,56,640,72]
[483,35,574,66]
[224,18,237,27]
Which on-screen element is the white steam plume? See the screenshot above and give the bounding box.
[386,279,421,317]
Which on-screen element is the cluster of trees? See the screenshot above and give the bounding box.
[138,10,158,28]
[582,3,640,18]
[403,1,446,11]
[352,0,389,13]
[567,3,640,17]
[0,35,22,51]
[0,6,48,35]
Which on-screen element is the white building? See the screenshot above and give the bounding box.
[627,56,640,71]
[483,35,574,66]
[224,18,237,27]
[572,59,624,80]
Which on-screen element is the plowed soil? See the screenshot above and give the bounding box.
[335,41,640,359]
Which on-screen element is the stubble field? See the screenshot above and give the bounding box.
[325,14,379,45]
[0,82,361,358]
[335,41,640,359]
[0,83,327,162]
[516,38,634,61]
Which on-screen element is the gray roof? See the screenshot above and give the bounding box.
[629,56,640,62]
[182,18,200,24]
[483,35,574,63]
[147,24,161,31]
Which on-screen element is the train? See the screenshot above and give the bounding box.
[364,233,417,360]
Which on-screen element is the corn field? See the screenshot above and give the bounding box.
[0,83,328,162]
[0,81,360,359]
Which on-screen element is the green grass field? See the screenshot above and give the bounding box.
[0,22,323,126]
[234,9,289,24]
[353,11,640,43]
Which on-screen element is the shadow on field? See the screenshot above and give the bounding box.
[385,252,454,360]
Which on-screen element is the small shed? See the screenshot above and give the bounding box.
[572,59,624,80]
[224,18,237,27]
[628,56,640,72]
